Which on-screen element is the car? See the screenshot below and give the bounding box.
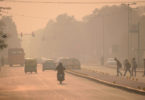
[106,58,117,66]
[42,59,56,71]
[36,57,45,64]
[59,57,81,69]
[25,58,37,73]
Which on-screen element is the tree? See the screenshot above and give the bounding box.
[0,5,11,50]
[0,31,7,49]
[0,21,7,50]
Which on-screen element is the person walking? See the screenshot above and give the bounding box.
[56,62,65,81]
[131,58,137,77]
[124,59,131,77]
[114,57,122,76]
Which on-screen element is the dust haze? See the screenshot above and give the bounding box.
[0,1,145,100]
[20,4,145,65]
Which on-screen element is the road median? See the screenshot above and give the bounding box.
[66,69,145,95]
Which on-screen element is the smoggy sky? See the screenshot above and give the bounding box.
[0,0,144,33]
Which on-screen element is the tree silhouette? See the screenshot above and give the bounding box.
[0,5,11,50]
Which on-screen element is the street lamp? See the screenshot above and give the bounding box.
[102,15,105,66]
[127,2,136,60]
[138,22,140,66]
[98,15,105,66]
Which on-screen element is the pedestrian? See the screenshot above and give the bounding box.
[56,62,65,81]
[114,57,122,76]
[143,59,145,77]
[131,58,137,77]
[124,59,131,77]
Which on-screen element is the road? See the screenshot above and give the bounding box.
[0,65,145,100]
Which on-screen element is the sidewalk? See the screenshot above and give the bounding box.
[82,65,145,83]
[66,65,145,95]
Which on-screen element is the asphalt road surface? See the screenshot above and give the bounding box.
[0,65,145,100]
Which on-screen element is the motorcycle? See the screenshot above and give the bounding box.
[57,73,64,84]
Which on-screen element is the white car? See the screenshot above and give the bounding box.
[42,59,56,71]
[58,57,81,69]
[106,58,117,66]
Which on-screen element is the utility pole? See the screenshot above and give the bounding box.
[128,4,130,59]
[102,15,105,65]
[127,2,136,60]
[138,22,140,66]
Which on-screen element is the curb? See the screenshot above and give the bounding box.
[66,70,145,95]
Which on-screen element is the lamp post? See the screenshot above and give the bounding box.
[127,2,136,60]
[99,14,105,66]
[97,15,105,66]
[102,15,105,65]
[138,22,140,66]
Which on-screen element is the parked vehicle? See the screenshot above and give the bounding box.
[59,58,81,69]
[25,58,37,73]
[42,59,56,71]
[8,48,25,67]
[106,58,117,66]
[36,57,46,64]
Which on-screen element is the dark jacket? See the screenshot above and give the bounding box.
[132,59,137,68]
[124,60,131,69]
[56,63,65,74]
[115,59,122,68]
